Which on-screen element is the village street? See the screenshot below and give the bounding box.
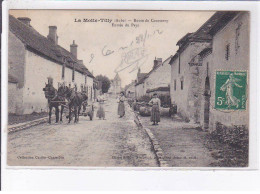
[8,96,219,167]
[7,98,158,167]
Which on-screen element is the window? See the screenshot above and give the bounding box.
[174,80,177,91]
[235,23,241,54]
[181,80,184,90]
[225,43,230,60]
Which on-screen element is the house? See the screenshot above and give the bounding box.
[8,15,95,115]
[108,73,122,96]
[169,13,216,123]
[170,11,249,131]
[125,80,136,98]
[135,68,148,99]
[144,57,171,98]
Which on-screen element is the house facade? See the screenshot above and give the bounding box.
[8,15,94,115]
[170,32,211,122]
[170,11,249,131]
[125,80,136,98]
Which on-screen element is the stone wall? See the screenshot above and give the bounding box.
[170,42,211,121]
[208,12,249,131]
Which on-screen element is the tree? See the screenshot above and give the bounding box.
[96,75,111,93]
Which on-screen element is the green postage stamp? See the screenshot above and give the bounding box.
[215,71,247,110]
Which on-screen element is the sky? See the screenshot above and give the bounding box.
[10,10,215,87]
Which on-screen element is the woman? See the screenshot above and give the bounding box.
[148,93,161,125]
[117,92,126,118]
[96,91,106,120]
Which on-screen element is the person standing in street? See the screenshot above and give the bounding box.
[148,93,161,125]
[96,91,106,120]
[117,92,126,118]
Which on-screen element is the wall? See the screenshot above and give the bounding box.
[8,32,26,114]
[126,83,135,98]
[8,82,18,114]
[170,41,211,121]
[208,12,249,131]
[23,50,63,114]
[135,83,145,99]
[23,49,92,114]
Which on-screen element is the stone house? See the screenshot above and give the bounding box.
[8,15,94,115]
[170,11,249,131]
[170,30,212,122]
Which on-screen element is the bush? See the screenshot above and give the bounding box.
[212,122,249,153]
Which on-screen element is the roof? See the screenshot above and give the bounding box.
[8,74,18,83]
[147,86,170,93]
[199,47,212,58]
[169,52,179,65]
[208,11,240,36]
[170,11,240,65]
[9,15,94,78]
[137,73,147,82]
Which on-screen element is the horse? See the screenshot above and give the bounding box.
[57,85,88,123]
[42,83,66,124]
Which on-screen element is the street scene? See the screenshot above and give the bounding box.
[7,10,249,167]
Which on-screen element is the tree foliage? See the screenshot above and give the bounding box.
[96,75,111,93]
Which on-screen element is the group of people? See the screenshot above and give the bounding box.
[96,90,161,126]
[96,91,126,120]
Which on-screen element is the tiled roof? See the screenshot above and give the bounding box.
[208,11,240,35]
[9,15,94,78]
[8,74,18,83]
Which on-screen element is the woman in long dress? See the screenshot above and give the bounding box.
[96,92,106,120]
[117,92,126,118]
[148,93,161,125]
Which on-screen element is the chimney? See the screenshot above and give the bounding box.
[47,26,58,45]
[153,57,162,69]
[70,40,78,59]
[17,17,31,26]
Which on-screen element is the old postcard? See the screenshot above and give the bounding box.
[6,9,250,168]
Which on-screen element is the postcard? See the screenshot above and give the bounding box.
[5,9,251,168]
